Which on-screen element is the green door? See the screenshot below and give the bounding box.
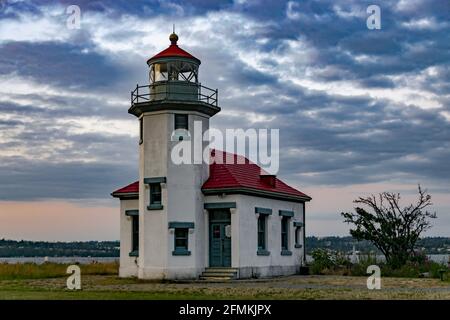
[209,211,231,267]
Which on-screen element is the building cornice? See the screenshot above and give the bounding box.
[110,192,139,200]
[202,187,311,203]
[129,100,220,118]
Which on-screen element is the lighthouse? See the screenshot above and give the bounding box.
[112,32,311,280]
[128,32,219,279]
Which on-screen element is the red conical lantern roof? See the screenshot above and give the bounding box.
[147,33,200,65]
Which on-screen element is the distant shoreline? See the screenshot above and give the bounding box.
[0,257,119,264]
[1,236,449,257]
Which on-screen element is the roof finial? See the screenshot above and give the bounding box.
[169,24,178,45]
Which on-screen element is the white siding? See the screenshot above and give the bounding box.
[119,199,139,277]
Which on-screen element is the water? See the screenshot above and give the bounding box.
[1,255,448,265]
[0,257,119,264]
[305,254,449,264]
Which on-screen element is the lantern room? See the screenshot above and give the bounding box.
[146,32,200,102]
[129,32,219,116]
[148,33,200,83]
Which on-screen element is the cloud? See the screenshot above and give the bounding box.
[0,41,124,89]
[0,0,448,209]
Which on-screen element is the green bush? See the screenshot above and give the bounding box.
[310,249,335,274]
[310,249,352,275]
[350,253,378,276]
[309,250,448,279]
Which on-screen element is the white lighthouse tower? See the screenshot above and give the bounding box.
[113,32,311,281]
[129,32,220,279]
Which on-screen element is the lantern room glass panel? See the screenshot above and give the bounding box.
[154,63,168,82]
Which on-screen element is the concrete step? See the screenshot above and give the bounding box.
[202,272,236,277]
[199,276,234,281]
[204,267,238,272]
[199,267,238,281]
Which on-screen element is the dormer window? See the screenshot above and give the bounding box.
[260,174,276,187]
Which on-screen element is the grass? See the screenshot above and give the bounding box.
[0,262,118,280]
[0,263,449,300]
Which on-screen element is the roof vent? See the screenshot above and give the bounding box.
[260,174,276,187]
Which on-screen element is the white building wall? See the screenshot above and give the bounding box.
[204,194,305,279]
[138,111,169,279]
[119,199,139,277]
[121,108,306,280]
[236,195,304,278]
[138,110,210,280]
[166,112,210,279]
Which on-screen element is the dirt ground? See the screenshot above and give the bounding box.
[1,274,450,299]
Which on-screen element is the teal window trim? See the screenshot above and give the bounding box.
[168,222,195,229]
[147,204,163,210]
[255,207,272,215]
[175,114,189,130]
[281,250,292,256]
[131,215,139,253]
[204,202,236,210]
[257,249,270,256]
[125,210,139,216]
[172,249,191,256]
[129,250,139,257]
[144,177,167,184]
[281,216,290,250]
[279,210,294,217]
[294,222,303,248]
[148,181,163,210]
[257,214,267,251]
[173,227,190,256]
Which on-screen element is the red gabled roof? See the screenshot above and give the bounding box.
[111,181,138,198]
[202,150,311,202]
[111,150,311,202]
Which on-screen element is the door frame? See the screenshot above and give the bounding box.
[208,209,231,267]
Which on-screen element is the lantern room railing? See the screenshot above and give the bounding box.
[131,81,218,107]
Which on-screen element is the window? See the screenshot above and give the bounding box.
[169,221,194,255]
[150,183,162,206]
[257,215,266,250]
[154,63,167,82]
[294,222,303,248]
[174,114,188,130]
[255,207,271,256]
[281,216,289,250]
[175,228,189,251]
[139,117,143,144]
[145,177,166,210]
[131,215,139,255]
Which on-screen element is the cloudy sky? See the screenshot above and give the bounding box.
[0,0,449,240]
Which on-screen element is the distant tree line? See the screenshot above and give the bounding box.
[0,239,119,257]
[306,236,450,255]
[0,237,448,257]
